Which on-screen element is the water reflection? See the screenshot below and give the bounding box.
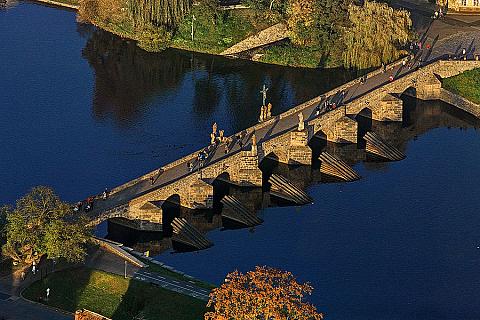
[81,27,358,130]
[104,97,480,254]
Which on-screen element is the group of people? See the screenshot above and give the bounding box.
[433,8,445,20]
[73,188,110,213]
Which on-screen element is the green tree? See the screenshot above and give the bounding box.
[341,0,412,69]
[287,0,351,47]
[244,0,288,14]
[2,186,91,264]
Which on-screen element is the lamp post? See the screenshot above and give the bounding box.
[191,14,196,42]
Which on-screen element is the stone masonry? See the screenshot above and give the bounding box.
[90,60,480,230]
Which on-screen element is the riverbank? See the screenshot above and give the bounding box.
[22,267,207,320]
[442,67,480,104]
[29,0,79,10]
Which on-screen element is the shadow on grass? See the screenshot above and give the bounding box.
[22,267,207,320]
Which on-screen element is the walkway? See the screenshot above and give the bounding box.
[86,12,480,222]
[220,23,289,56]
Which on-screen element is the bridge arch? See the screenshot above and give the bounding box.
[161,194,181,237]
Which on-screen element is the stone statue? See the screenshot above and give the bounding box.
[298,112,304,131]
[210,132,216,145]
[260,84,269,107]
[266,103,272,119]
[212,122,217,135]
[251,133,257,155]
[259,105,265,122]
[219,130,224,142]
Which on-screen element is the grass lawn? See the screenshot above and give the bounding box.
[171,7,273,54]
[23,267,207,320]
[443,68,480,104]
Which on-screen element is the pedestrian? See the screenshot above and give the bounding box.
[225,145,229,154]
[21,271,25,281]
[46,288,50,300]
[434,11,438,19]
[102,188,108,200]
[381,62,386,73]
[187,161,193,172]
[32,264,36,275]
[315,104,321,116]
[389,75,394,82]
[402,59,406,67]
[426,43,431,50]
[149,175,155,185]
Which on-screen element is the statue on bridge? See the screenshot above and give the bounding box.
[260,84,268,107]
[259,102,273,123]
[297,112,304,131]
[251,133,257,155]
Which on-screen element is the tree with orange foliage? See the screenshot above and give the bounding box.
[205,266,323,320]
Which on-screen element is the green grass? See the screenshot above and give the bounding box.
[443,68,480,104]
[23,267,207,320]
[140,258,216,291]
[258,43,324,68]
[171,8,268,54]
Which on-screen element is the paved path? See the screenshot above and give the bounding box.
[0,297,71,320]
[86,11,480,223]
[133,270,211,301]
[86,247,211,300]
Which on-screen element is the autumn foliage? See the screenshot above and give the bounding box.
[205,266,324,320]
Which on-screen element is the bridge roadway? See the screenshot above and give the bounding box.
[86,52,430,221]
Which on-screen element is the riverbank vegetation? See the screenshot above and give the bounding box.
[23,267,206,320]
[76,0,414,69]
[442,68,480,104]
[1,186,91,266]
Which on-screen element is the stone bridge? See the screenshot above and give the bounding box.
[86,59,480,230]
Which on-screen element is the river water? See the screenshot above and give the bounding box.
[2,3,480,320]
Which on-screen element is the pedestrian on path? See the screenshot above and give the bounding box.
[46,288,50,301]
[21,271,25,281]
[32,261,36,275]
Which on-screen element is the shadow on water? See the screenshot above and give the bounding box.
[103,95,480,255]
[80,26,361,130]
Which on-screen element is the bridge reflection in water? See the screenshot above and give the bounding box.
[102,96,480,254]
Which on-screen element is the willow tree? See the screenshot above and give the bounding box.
[128,0,192,30]
[341,0,412,69]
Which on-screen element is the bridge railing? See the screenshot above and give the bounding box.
[106,54,415,198]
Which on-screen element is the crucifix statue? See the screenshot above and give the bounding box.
[260,84,269,107]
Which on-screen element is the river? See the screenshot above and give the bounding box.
[2,2,480,320]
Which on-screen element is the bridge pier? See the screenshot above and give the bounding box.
[235,150,263,186]
[333,116,358,144]
[287,129,312,165]
[374,94,403,121]
[415,73,442,100]
[186,179,214,209]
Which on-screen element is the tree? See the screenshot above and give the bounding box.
[287,0,351,47]
[243,0,288,14]
[341,0,412,69]
[2,186,92,264]
[205,266,323,320]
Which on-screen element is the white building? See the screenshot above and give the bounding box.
[448,0,480,13]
